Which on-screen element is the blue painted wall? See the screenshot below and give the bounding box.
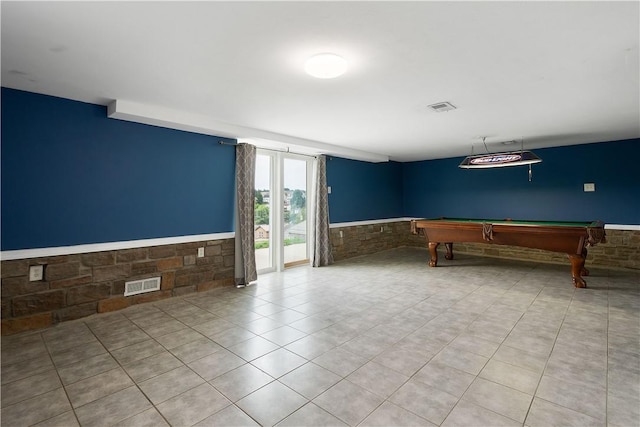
[1,88,236,250]
[2,88,638,251]
[327,157,403,223]
[403,139,640,225]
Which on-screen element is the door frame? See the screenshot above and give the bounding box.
[255,149,313,274]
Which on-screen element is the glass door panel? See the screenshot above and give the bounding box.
[254,154,273,272]
[283,158,309,266]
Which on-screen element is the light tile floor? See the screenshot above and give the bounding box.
[1,248,639,426]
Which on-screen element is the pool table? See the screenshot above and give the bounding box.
[410,218,606,288]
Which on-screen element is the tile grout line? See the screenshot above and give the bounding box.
[605,270,610,427]
[83,315,170,427]
[410,272,530,426]
[40,330,83,426]
[522,281,575,425]
[146,296,296,426]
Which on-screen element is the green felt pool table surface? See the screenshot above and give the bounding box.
[426,218,597,228]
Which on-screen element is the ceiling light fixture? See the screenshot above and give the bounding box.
[458,151,542,169]
[305,53,348,79]
[458,138,542,181]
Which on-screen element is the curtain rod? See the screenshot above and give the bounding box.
[218,141,330,160]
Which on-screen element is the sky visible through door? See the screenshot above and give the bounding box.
[255,155,307,191]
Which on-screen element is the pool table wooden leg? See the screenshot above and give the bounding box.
[444,243,454,260]
[569,253,587,288]
[428,242,439,267]
[581,248,590,276]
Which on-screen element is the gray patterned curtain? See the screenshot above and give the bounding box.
[234,143,257,286]
[312,155,334,267]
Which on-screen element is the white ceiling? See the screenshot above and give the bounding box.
[2,1,639,162]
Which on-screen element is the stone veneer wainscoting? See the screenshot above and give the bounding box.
[2,222,638,335]
[1,239,235,335]
[329,221,412,261]
[331,220,639,270]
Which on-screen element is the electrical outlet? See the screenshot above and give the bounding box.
[29,265,44,281]
[197,247,205,257]
[584,183,595,192]
[339,230,344,238]
[327,186,332,194]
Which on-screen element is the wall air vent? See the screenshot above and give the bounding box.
[428,102,456,112]
[124,277,161,296]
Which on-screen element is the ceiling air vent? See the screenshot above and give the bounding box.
[124,277,161,296]
[428,102,456,112]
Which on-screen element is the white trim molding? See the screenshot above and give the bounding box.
[1,232,235,261]
[330,218,414,228]
[605,224,640,231]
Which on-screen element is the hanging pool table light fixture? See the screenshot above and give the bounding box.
[458,138,542,181]
[458,150,542,169]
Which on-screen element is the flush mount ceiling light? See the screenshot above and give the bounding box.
[305,53,348,79]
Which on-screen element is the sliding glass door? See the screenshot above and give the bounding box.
[254,150,312,273]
